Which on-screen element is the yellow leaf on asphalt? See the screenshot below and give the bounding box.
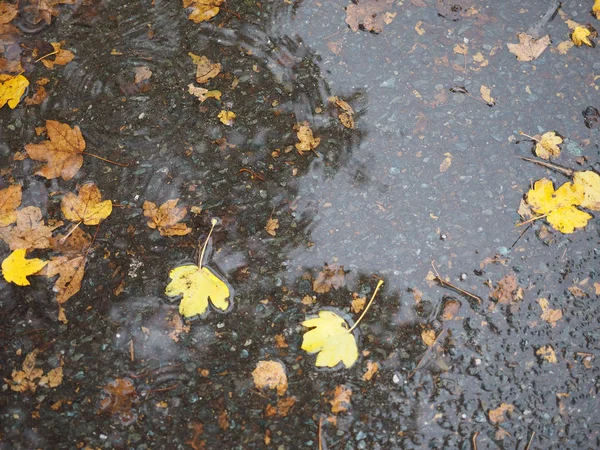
[480,85,494,105]
[572,27,593,46]
[183,0,223,23]
[2,249,47,286]
[0,73,29,109]
[166,264,230,318]
[61,182,112,225]
[573,170,600,211]
[301,310,358,368]
[537,345,557,363]
[421,329,436,346]
[0,184,22,227]
[218,110,235,126]
[594,0,600,20]
[535,131,562,159]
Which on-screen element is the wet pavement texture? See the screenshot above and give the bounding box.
[1,0,600,449]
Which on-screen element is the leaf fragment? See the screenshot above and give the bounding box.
[345,0,395,33]
[421,329,436,346]
[572,170,600,211]
[40,42,74,69]
[301,310,358,368]
[143,199,191,236]
[490,275,523,304]
[313,263,345,293]
[363,361,379,381]
[536,345,557,363]
[265,217,279,236]
[189,53,221,83]
[217,110,235,126]
[594,0,600,20]
[0,73,29,109]
[252,360,288,396]
[188,84,221,102]
[330,385,352,413]
[183,0,223,23]
[294,122,320,155]
[0,184,22,227]
[571,26,594,47]
[489,403,514,424]
[534,131,562,159]
[538,298,562,327]
[480,85,495,105]
[2,248,47,286]
[61,182,112,225]
[507,33,550,61]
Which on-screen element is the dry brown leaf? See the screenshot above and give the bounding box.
[265,217,279,236]
[490,275,523,304]
[556,40,575,54]
[98,378,139,425]
[134,66,152,84]
[517,198,534,220]
[363,361,379,381]
[535,132,562,160]
[189,52,221,83]
[24,85,49,106]
[0,2,18,24]
[44,255,86,304]
[330,385,352,413]
[507,33,550,61]
[345,0,395,33]
[439,152,452,172]
[61,182,112,225]
[421,329,436,346]
[537,345,557,363]
[183,0,223,23]
[488,403,514,424]
[538,298,562,327]
[351,292,367,313]
[252,360,288,396]
[274,334,288,348]
[0,206,60,250]
[294,121,320,155]
[0,184,22,227]
[313,263,345,293]
[41,42,74,69]
[143,199,191,236]
[480,85,495,105]
[167,314,191,342]
[5,349,63,393]
[568,286,588,298]
[25,120,85,180]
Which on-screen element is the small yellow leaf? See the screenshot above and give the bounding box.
[537,345,557,363]
[189,53,221,83]
[166,264,230,318]
[218,110,235,126]
[265,218,279,236]
[183,0,223,23]
[594,0,600,20]
[301,310,358,369]
[2,249,47,286]
[573,170,600,211]
[572,27,593,46]
[294,122,320,155]
[535,131,562,159]
[61,183,112,225]
[421,329,436,346]
[480,85,494,105]
[0,74,29,109]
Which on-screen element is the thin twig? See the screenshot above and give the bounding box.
[472,431,478,450]
[198,219,218,269]
[407,329,446,380]
[524,431,536,450]
[81,151,130,167]
[431,261,482,304]
[35,50,59,63]
[516,214,546,227]
[348,279,383,333]
[318,417,323,450]
[517,156,573,177]
[510,224,532,249]
[58,221,82,244]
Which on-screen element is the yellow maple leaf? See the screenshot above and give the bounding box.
[61,182,112,225]
[0,74,29,109]
[573,170,600,211]
[594,0,600,20]
[301,310,359,369]
[572,26,593,46]
[2,248,47,286]
[182,0,223,23]
[166,265,230,317]
[526,179,591,233]
[218,110,235,126]
[535,131,562,160]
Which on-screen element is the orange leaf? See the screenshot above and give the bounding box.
[61,182,112,225]
[0,184,22,227]
[143,199,191,236]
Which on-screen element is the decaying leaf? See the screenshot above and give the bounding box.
[25,85,49,106]
[217,110,235,126]
[40,42,74,69]
[363,361,379,381]
[252,360,288,396]
[345,0,395,33]
[568,285,588,298]
[313,263,345,293]
[535,131,563,159]
[441,298,461,320]
[143,199,191,236]
[0,2,18,24]
[330,385,352,413]
[99,378,139,425]
[189,52,221,83]
[421,329,436,346]
[507,33,550,61]
[27,0,76,24]
[2,248,47,286]
[538,298,562,327]
[573,171,600,211]
[480,85,495,105]
[61,182,112,225]
[134,66,152,84]
[351,292,366,313]
[525,178,591,233]
[265,396,296,417]
[571,26,594,47]
[25,120,85,180]
[165,264,231,318]
[0,206,60,250]
[537,345,557,363]
[294,121,320,155]
[489,403,514,424]
[5,349,63,393]
[265,217,279,236]
[0,74,29,109]
[490,275,523,304]
[188,84,221,102]
[301,310,358,368]
[183,0,223,23]
[167,314,191,342]
[329,96,355,129]
[0,184,22,227]
[439,152,452,172]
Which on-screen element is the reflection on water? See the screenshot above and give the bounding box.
[1,0,599,448]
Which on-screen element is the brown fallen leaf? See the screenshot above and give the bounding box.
[61,182,112,225]
[40,42,74,69]
[439,152,452,172]
[0,206,60,250]
[265,396,296,417]
[167,314,191,342]
[490,275,523,304]
[294,121,320,155]
[25,85,49,106]
[265,217,279,236]
[507,33,550,61]
[537,345,557,363]
[44,255,86,304]
[330,385,352,413]
[143,199,191,236]
[252,360,288,396]
[441,298,461,320]
[329,96,355,129]
[188,84,221,102]
[98,378,139,425]
[189,52,221,83]
[313,263,345,293]
[488,403,514,424]
[186,422,205,450]
[363,361,379,381]
[274,334,288,348]
[480,85,495,105]
[345,0,395,33]
[183,0,223,23]
[538,298,562,327]
[0,184,22,227]
[28,0,76,24]
[25,120,85,180]
[134,66,152,84]
[0,2,18,24]
[568,286,588,298]
[5,349,63,393]
[351,292,367,313]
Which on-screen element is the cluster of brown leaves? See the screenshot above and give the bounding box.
[98,378,139,425]
[5,349,63,393]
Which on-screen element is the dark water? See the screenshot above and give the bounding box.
[1,0,599,448]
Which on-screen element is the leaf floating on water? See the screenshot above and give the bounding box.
[313,263,345,293]
[0,206,60,250]
[252,360,288,396]
[61,182,112,225]
[183,0,224,24]
[143,199,191,236]
[507,33,550,61]
[534,131,563,160]
[40,42,74,69]
[0,184,22,227]
[294,121,320,155]
[301,310,358,368]
[1,248,47,286]
[0,73,29,109]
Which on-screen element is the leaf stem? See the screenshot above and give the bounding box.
[516,214,546,227]
[198,218,218,269]
[58,221,82,244]
[518,131,539,141]
[35,50,59,63]
[348,279,383,333]
[81,151,129,167]
[517,156,574,177]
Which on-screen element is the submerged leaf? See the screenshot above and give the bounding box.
[294,121,320,155]
[535,132,562,159]
[61,182,112,225]
[2,248,47,286]
[166,264,230,318]
[143,199,191,236]
[301,310,358,368]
